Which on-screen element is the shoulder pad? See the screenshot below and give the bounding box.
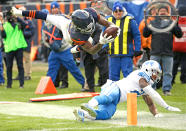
[138,71,151,83]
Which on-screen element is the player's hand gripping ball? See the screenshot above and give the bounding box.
[103,26,119,39]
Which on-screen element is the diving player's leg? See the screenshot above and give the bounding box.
[79,100,118,120]
[96,103,117,120]
[80,83,120,119]
[85,82,120,108]
[73,108,96,122]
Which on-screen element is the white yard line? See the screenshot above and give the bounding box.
[28,126,125,131]
[0,102,185,130]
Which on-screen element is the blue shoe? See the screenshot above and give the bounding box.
[73,109,85,122]
[80,103,97,118]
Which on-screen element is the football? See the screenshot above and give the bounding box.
[103,26,119,38]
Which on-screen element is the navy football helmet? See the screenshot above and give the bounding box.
[71,9,95,34]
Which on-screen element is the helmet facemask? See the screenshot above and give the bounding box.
[151,69,162,83]
[141,60,162,83]
[71,10,96,35]
[71,18,95,35]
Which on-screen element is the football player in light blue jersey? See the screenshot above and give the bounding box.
[73,60,181,121]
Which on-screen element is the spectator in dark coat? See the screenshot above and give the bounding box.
[143,5,183,95]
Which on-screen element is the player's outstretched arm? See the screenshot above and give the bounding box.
[12,7,47,20]
[139,78,181,112]
[12,7,64,31]
[142,95,158,116]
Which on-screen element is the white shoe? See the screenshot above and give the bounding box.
[73,109,85,122]
[81,103,97,118]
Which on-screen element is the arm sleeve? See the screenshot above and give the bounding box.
[22,10,65,30]
[22,10,47,20]
[130,19,141,51]
[143,85,169,109]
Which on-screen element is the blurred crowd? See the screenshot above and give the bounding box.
[0,0,185,96]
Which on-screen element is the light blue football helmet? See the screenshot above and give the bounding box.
[141,60,162,83]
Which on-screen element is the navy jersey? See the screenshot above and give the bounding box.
[70,8,100,45]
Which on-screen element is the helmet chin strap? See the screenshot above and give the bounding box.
[151,74,160,83]
[150,76,155,82]
[151,73,157,82]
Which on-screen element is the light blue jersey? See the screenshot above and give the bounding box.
[116,70,153,102]
[93,69,153,120]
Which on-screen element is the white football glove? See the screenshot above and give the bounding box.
[88,37,93,45]
[11,7,22,17]
[166,106,181,112]
[99,33,115,45]
[154,113,163,118]
[70,45,79,53]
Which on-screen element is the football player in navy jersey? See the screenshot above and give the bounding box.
[12,7,119,54]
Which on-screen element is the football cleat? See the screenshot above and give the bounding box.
[73,109,85,122]
[80,103,97,118]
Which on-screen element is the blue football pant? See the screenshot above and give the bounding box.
[93,83,120,120]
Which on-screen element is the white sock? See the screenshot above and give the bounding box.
[88,98,98,108]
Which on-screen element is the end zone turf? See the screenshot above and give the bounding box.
[0,102,185,130]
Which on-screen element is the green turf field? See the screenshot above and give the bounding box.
[0,61,185,131]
